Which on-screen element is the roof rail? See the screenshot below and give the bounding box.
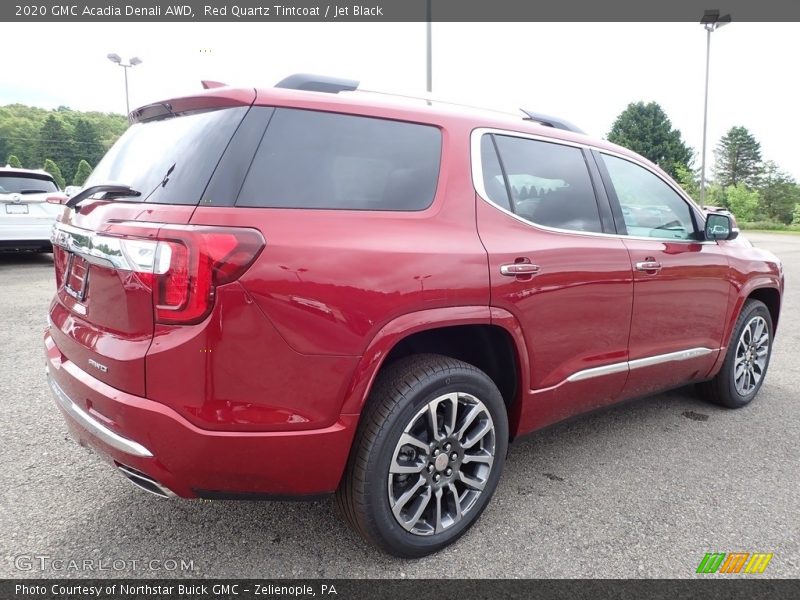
[275,73,359,94]
[520,109,585,134]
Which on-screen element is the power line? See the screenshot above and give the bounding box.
[0,136,107,147]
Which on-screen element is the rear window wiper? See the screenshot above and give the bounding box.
[65,184,142,209]
[20,189,50,194]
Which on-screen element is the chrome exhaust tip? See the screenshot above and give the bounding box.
[117,464,176,498]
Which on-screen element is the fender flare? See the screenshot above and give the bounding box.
[709,275,782,376]
[338,305,530,417]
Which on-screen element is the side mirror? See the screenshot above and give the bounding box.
[46,193,69,205]
[705,212,738,241]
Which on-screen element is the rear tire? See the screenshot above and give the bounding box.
[699,299,773,409]
[336,354,508,557]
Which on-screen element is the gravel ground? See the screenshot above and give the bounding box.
[1,232,797,579]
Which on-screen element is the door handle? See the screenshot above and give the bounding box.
[635,260,662,272]
[500,263,541,276]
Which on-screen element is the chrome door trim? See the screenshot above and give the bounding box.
[627,347,714,371]
[566,347,715,383]
[634,260,662,272]
[470,127,713,244]
[565,362,629,383]
[500,263,541,276]
[48,374,154,458]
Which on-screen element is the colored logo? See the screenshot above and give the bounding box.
[696,552,774,574]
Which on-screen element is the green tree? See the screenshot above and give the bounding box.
[73,119,104,168]
[704,184,727,209]
[674,164,700,201]
[72,159,92,186]
[43,158,66,189]
[792,203,800,225]
[6,154,22,168]
[757,161,800,224]
[38,115,75,183]
[713,126,762,189]
[725,184,760,222]
[607,101,693,178]
[0,109,41,167]
[0,104,128,171]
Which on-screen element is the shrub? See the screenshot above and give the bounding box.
[42,158,66,190]
[725,184,760,222]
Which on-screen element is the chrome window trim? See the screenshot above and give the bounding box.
[566,347,715,383]
[48,374,154,458]
[596,150,707,238]
[470,127,714,245]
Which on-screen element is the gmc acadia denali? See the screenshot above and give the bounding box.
[45,74,783,557]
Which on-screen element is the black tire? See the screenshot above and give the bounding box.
[336,354,509,557]
[699,299,773,408]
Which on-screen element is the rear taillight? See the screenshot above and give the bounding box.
[52,223,264,325]
[146,228,264,324]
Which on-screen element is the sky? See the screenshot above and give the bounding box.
[1,21,799,180]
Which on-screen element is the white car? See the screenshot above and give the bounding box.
[0,166,63,252]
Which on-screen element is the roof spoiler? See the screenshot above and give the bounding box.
[520,109,585,134]
[275,73,359,94]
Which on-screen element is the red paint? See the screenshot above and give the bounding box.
[46,85,783,497]
[619,239,730,398]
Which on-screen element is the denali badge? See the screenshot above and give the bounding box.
[88,358,108,373]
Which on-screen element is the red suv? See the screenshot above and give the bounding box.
[45,74,783,557]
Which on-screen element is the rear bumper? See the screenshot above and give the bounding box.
[0,238,51,250]
[0,218,55,243]
[45,331,357,498]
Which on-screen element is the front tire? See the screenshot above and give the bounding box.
[700,299,773,408]
[336,354,508,557]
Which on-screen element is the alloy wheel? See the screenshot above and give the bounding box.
[386,392,496,536]
[733,315,770,395]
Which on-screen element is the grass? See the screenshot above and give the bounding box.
[742,229,800,235]
[739,221,800,235]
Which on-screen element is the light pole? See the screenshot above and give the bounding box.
[107,53,143,115]
[699,10,730,203]
[426,0,432,93]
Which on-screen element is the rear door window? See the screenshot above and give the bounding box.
[489,135,603,233]
[85,107,249,205]
[479,135,512,211]
[236,109,441,210]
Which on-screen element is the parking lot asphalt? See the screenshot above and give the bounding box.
[0,232,797,579]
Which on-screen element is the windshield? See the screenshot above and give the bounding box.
[85,106,249,205]
[0,175,58,194]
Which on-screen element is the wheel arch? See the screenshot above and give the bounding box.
[747,286,781,333]
[708,279,782,379]
[339,306,529,438]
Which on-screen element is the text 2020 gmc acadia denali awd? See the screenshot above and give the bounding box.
[45,74,783,557]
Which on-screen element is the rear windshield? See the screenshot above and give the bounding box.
[236,108,441,211]
[0,175,58,194]
[85,107,248,205]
